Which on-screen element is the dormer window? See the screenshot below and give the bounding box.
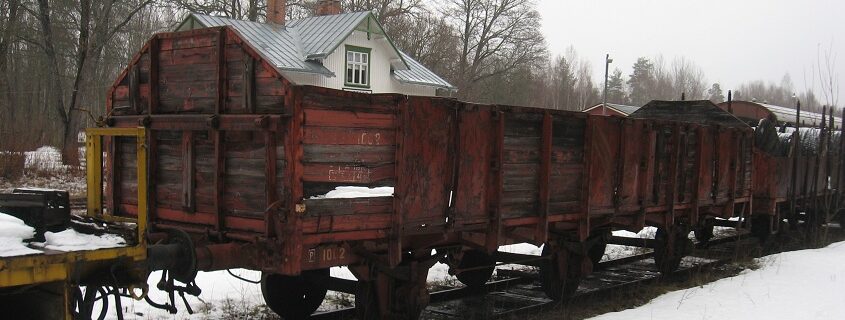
[345,45,371,88]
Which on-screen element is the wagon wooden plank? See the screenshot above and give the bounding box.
[303,127,396,145]
[302,145,395,164]
[303,109,396,128]
[302,164,395,184]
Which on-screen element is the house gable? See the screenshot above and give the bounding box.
[174,12,453,96]
[282,26,436,95]
[291,11,409,71]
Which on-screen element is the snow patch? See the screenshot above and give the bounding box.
[24,146,64,171]
[310,186,394,199]
[499,243,542,256]
[36,229,126,252]
[0,212,40,257]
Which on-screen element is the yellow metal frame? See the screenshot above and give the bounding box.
[85,127,149,243]
[0,127,150,318]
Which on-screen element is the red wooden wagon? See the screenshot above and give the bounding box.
[104,25,816,319]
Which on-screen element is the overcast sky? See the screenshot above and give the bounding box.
[537,0,843,106]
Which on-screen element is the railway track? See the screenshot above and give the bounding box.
[69,197,86,210]
[312,229,843,320]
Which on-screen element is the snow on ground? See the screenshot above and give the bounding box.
[24,146,65,171]
[104,245,534,319]
[0,145,87,196]
[0,172,87,196]
[102,269,266,320]
[106,263,463,319]
[603,227,658,261]
[591,240,845,320]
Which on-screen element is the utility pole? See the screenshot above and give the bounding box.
[602,53,613,115]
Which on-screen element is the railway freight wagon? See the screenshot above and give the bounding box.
[103,26,614,318]
[747,107,845,240]
[100,26,766,319]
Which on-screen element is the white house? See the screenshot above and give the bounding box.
[175,0,455,96]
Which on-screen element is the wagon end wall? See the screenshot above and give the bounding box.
[107,26,291,240]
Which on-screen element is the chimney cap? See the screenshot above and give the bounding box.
[266,0,286,25]
[316,0,342,16]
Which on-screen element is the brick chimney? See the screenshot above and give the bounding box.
[316,0,342,16]
[266,0,286,25]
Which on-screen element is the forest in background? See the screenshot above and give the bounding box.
[0,0,839,164]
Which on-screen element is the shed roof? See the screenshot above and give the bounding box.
[583,103,640,115]
[176,12,455,90]
[717,100,841,128]
[629,100,750,129]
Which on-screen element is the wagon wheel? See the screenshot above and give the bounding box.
[539,244,583,301]
[653,227,691,274]
[693,219,714,247]
[802,209,825,246]
[261,269,329,319]
[355,280,379,320]
[587,230,610,265]
[355,264,430,320]
[750,215,776,245]
[454,249,496,288]
[71,286,109,320]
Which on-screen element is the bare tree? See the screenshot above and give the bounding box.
[389,13,459,80]
[816,42,839,108]
[32,0,154,164]
[0,0,21,137]
[442,0,546,101]
[345,0,424,21]
[573,61,599,110]
[670,56,707,100]
[545,54,576,110]
[169,0,264,21]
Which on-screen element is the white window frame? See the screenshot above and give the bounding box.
[345,46,371,88]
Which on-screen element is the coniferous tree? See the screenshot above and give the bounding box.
[606,69,626,104]
[627,57,655,106]
[708,83,725,103]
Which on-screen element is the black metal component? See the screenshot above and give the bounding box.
[0,188,70,241]
[146,229,197,283]
[262,269,330,319]
[608,235,659,248]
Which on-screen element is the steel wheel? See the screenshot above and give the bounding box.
[355,280,380,320]
[454,250,496,288]
[750,215,774,244]
[653,227,690,274]
[693,220,714,245]
[587,231,610,265]
[261,269,329,319]
[539,244,582,301]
